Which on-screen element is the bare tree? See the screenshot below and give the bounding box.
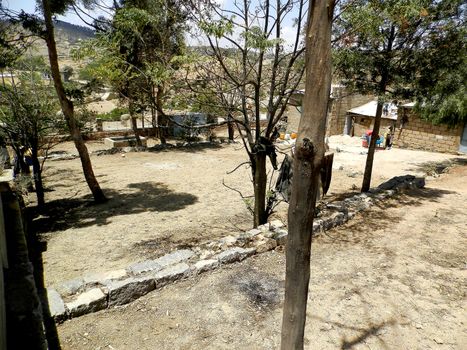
[189,0,307,226]
[281,0,335,348]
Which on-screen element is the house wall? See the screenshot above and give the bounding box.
[393,108,463,153]
[326,90,374,136]
[284,89,374,135]
[352,115,396,138]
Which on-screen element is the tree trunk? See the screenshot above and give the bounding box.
[41,0,106,203]
[281,1,334,349]
[129,102,142,147]
[253,151,267,227]
[156,88,166,144]
[31,149,45,208]
[361,101,384,192]
[227,114,235,141]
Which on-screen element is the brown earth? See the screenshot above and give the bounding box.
[56,164,467,349]
[33,135,465,287]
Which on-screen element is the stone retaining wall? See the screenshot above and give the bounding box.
[48,175,425,321]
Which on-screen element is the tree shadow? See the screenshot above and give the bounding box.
[405,157,467,175]
[29,181,198,233]
[319,186,456,247]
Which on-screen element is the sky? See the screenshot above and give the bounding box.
[2,0,110,27]
[3,0,303,48]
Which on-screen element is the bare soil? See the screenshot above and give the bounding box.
[56,165,467,349]
[34,135,464,287]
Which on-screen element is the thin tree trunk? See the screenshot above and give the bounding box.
[361,101,383,192]
[31,149,45,208]
[156,87,167,144]
[41,0,106,203]
[227,114,235,141]
[129,102,142,147]
[253,151,267,227]
[281,1,334,348]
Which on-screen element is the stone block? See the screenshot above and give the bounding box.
[257,223,271,232]
[218,235,237,246]
[83,269,127,286]
[66,288,107,317]
[47,288,67,320]
[253,237,277,253]
[244,228,261,238]
[106,275,155,307]
[274,231,288,246]
[194,259,219,273]
[55,278,84,296]
[154,249,195,269]
[269,220,285,230]
[127,260,162,275]
[216,247,255,264]
[312,220,323,234]
[154,263,191,288]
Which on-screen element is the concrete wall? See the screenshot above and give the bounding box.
[393,108,463,153]
[0,191,6,350]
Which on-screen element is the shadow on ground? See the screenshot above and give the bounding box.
[29,181,198,234]
[405,157,467,175]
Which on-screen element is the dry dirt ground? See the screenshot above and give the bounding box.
[56,165,467,349]
[35,135,465,287]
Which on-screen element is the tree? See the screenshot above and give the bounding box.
[75,0,187,144]
[333,0,464,192]
[0,63,64,207]
[280,0,335,348]
[190,0,307,226]
[20,0,107,202]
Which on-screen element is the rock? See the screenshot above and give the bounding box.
[243,228,261,238]
[154,263,191,288]
[83,269,127,286]
[217,247,255,264]
[312,220,323,234]
[199,250,215,260]
[106,275,155,307]
[262,231,275,239]
[127,260,162,276]
[55,278,84,296]
[274,231,288,246]
[253,238,277,253]
[219,235,237,246]
[257,224,271,232]
[269,220,285,230]
[47,288,66,320]
[194,259,219,273]
[338,165,344,170]
[66,288,107,317]
[154,249,195,268]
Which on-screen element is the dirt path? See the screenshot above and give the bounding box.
[36,136,464,286]
[56,165,467,349]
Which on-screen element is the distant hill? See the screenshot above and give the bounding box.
[54,20,95,44]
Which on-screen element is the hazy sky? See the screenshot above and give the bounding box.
[3,0,303,48]
[2,0,109,27]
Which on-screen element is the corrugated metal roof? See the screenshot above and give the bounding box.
[347,101,398,120]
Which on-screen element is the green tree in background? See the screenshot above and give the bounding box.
[333,0,465,192]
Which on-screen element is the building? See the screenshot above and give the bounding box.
[344,101,398,137]
[393,103,467,154]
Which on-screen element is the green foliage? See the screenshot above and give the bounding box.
[0,71,65,153]
[333,0,465,126]
[96,107,129,121]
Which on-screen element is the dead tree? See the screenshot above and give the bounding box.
[281,0,335,348]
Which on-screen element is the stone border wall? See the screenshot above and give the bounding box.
[48,175,425,322]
